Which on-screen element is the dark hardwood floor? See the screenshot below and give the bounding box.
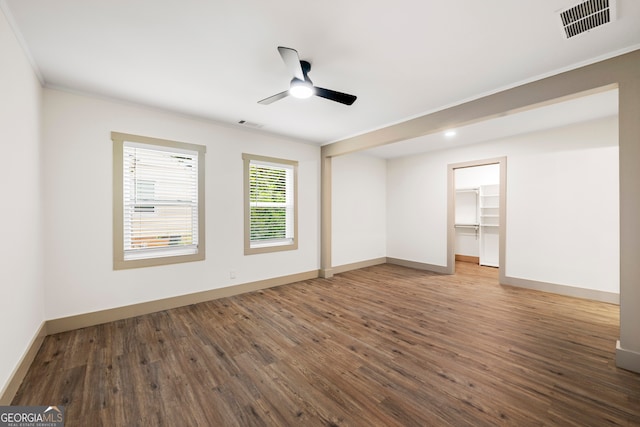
[12,262,640,426]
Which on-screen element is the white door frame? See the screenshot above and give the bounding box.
[447,156,507,282]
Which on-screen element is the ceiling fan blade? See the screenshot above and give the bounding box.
[277,46,305,81]
[314,87,357,105]
[258,90,289,105]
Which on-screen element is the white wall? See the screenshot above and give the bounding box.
[42,88,320,319]
[0,10,44,393]
[387,116,619,294]
[455,163,499,189]
[332,153,386,267]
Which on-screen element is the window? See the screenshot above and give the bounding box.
[112,132,206,269]
[243,153,298,254]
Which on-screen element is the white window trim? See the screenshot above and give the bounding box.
[243,153,298,255]
[112,132,206,269]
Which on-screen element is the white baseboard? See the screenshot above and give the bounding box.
[0,321,47,405]
[616,341,640,373]
[502,275,619,304]
[386,257,449,274]
[385,257,619,305]
[319,268,334,279]
[47,269,319,334]
[332,257,387,275]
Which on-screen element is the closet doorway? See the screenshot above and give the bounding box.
[447,157,506,279]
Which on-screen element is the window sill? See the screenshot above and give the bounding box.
[244,241,298,255]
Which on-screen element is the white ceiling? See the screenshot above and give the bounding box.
[2,0,639,147]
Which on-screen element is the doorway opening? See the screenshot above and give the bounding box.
[447,157,507,282]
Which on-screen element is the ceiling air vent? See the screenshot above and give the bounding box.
[559,0,616,39]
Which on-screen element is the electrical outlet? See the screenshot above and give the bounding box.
[230,271,236,279]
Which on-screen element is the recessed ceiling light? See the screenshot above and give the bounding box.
[445,130,457,137]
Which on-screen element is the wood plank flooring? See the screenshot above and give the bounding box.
[12,262,640,426]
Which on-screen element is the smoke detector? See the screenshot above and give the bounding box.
[559,0,616,39]
[237,120,264,129]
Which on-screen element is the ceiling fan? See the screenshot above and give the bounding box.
[258,46,357,106]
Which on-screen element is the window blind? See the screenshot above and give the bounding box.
[249,160,294,247]
[123,142,199,260]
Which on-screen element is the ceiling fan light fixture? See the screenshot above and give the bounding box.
[289,79,314,99]
[258,47,356,105]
